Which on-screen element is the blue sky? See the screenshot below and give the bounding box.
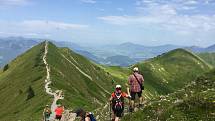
[0,0,214,46]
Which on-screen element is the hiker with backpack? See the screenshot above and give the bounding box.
[55,104,64,120]
[127,67,144,112]
[43,105,51,121]
[73,108,96,121]
[109,85,131,121]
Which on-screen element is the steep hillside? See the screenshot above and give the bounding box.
[198,52,215,67]
[134,49,212,96]
[0,42,48,120]
[122,69,215,121]
[0,41,117,120]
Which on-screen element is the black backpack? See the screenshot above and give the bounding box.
[112,92,124,111]
[89,112,96,121]
[85,112,96,121]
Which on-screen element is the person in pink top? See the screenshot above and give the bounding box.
[127,67,144,112]
[55,104,64,120]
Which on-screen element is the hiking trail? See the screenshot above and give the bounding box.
[43,41,76,121]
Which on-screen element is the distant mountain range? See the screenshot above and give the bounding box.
[86,42,182,61]
[0,37,84,67]
[1,37,215,67]
[184,44,215,53]
[86,42,215,66]
[0,37,42,67]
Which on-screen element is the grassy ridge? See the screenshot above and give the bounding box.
[46,42,118,111]
[0,42,50,121]
[122,69,215,121]
[135,49,211,95]
[0,41,118,120]
[198,52,215,67]
[103,49,212,99]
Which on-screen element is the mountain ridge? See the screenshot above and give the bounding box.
[0,41,118,120]
[135,48,212,95]
[103,48,212,100]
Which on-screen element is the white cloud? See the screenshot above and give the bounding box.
[0,0,29,6]
[99,0,215,35]
[0,31,40,36]
[20,20,88,30]
[136,0,154,6]
[98,16,133,25]
[80,0,96,4]
[136,0,200,12]
[98,13,215,34]
[181,6,196,10]
[0,20,89,37]
[117,8,124,11]
[184,0,198,5]
[98,8,105,11]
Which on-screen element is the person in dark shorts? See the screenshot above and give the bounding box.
[55,104,64,120]
[127,67,144,112]
[43,105,51,121]
[109,85,130,121]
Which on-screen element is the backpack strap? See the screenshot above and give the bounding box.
[133,73,142,89]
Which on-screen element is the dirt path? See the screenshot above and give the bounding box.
[43,41,76,121]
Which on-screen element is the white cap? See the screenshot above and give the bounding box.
[116,85,121,88]
[133,67,139,72]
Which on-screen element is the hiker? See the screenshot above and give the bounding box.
[127,67,144,112]
[109,85,130,121]
[43,105,51,121]
[55,104,64,120]
[73,108,96,121]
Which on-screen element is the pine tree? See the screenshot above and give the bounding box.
[26,86,35,100]
[3,64,9,72]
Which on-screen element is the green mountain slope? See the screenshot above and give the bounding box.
[0,42,116,120]
[122,69,215,121]
[198,52,215,67]
[135,49,212,96]
[0,42,48,120]
[46,43,116,110]
[104,49,212,99]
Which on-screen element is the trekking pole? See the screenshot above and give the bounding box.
[109,101,112,121]
[127,97,130,121]
[127,87,131,121]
